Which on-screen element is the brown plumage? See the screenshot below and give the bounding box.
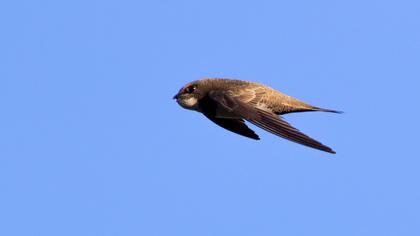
[173,78,341,154]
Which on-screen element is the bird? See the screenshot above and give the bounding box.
[173,78,341,154]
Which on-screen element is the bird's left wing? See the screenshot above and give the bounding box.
[207,90,336,154]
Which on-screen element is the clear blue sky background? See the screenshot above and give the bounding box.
[1,0,419,235]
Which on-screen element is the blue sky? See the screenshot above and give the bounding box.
[1,0,420,235]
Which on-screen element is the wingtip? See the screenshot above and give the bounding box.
[322,146,336,154]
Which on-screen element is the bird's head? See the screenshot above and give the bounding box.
[173,81,202,111]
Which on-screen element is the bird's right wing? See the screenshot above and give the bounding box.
[203,114,260,140]
[207,91,336,154]
[199,92,260,140]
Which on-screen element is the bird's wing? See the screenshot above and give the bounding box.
[228,85,266,106]
[207,90,336,154]
[203,115,260,140]
[199,94,260,140]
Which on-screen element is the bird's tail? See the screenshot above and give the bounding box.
[314,107,343,114]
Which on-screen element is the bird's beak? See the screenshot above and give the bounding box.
[173,94,178,100]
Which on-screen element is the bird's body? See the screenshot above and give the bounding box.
[174,78,340,154]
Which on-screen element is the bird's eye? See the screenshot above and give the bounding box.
[186,85,196,93]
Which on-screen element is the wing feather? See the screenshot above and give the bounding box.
[207,91,336,154]
[199,94,260,140]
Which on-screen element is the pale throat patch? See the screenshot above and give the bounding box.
[178,96,198,109]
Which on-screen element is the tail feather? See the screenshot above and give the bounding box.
[277,106,343,115]
[315,107,343,114]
